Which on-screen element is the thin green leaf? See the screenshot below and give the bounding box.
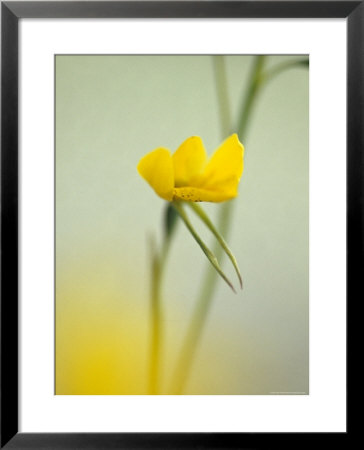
[188,203,243,289]
[172,202,236,293]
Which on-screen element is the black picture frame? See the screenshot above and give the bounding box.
[1,1,357,448]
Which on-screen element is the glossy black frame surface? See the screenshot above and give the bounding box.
[1,1,358,448]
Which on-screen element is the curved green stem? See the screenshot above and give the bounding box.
[264,58,309,84]
[237,55,266,141]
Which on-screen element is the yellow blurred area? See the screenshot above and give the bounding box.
[56,278,149,395]
[55,265,240,395]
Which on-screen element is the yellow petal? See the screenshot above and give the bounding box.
[172,136,207,187]
[173,186,237,203]
[195,134,244,197]
[137,148,174,201]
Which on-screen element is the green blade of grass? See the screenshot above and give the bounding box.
[188,202,243,289]
[172,202,236,293]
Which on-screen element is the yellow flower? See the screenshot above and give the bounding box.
[137,134,244,202]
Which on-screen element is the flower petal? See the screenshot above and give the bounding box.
[195,134,244,197]
[137,148,174,201]
[172,136,207,187]
[173,186,237,203]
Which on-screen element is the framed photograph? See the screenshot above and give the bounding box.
[1,1,356,448]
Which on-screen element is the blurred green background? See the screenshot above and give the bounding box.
[56,55,308,395]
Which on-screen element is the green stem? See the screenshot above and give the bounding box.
[168,203,233,394]
[148,234,170,394]
[213,55,232,138]
[169,55,266,395]
[264,58,309,84]
[237,55,266,140]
